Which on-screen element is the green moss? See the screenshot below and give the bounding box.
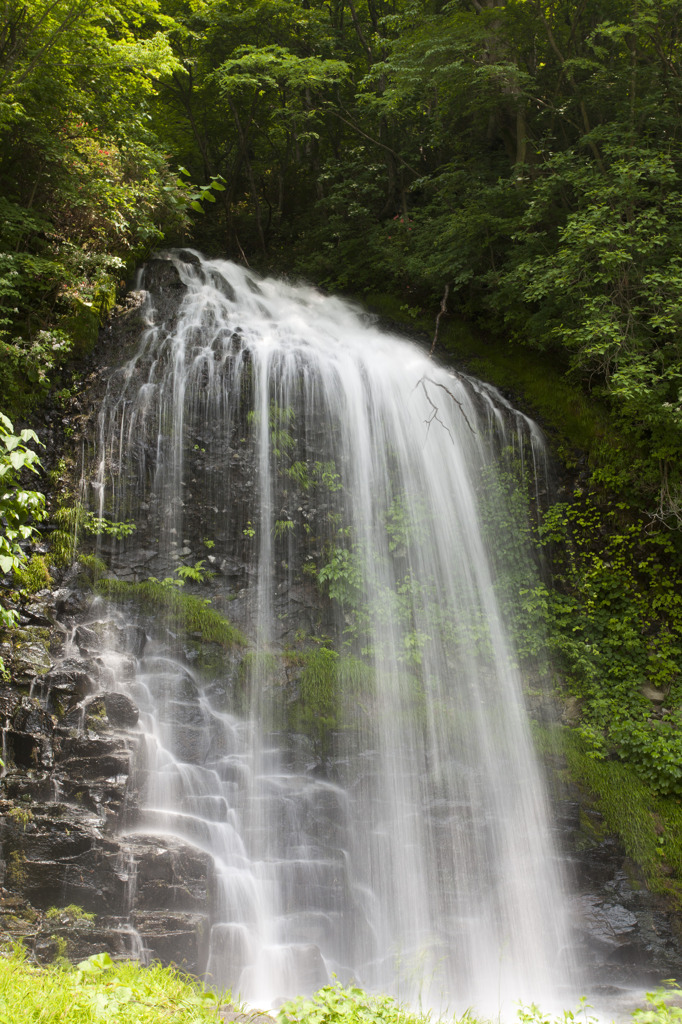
[561,727,682,906]
[289,648,374,753]
[96,578,246,649]
[301,647,338,714]
[14,555,52,595]
[58,299,100,359]
[75,554,107,588]
[46,904,95,923]
[49,934,69,962]
[337,654,374,697]
[8,807,33,830]
[438,320,610,458]
[6,851,28,888]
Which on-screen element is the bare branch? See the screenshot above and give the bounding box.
[415,375,477,441]
[430,283,449,357]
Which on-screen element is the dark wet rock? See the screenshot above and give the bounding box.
[3,730,45,769]
[2,699,54,769]
[130,910,207,973]
[59,732,128,762]
[114,624,146,657]
[44,659,96,712]
[0,687,22,721]
[54,589,93,617]
[5,627,53,684]
[129,836,209,913]
[556,781,682,987]
[5,819,128,914]
[74,624,104,655]
[103,692,139,728]
[21,592,59,627]
[144,257,185,294]
[1,772,55,804]
[174,249,202,267]
[577,894,638,948]
[58,751,132,780]
[74,620,146,658]
[12,699,53,738]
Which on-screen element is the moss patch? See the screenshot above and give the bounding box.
[551,726,682,907]
[58,299,100,359]
[288,648,374,753]
[96,579,246,649]
[14,555,52,595]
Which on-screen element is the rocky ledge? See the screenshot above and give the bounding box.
[0,575,214,975]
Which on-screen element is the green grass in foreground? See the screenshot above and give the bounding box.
[2,946,682,1024]
[0,947,224,1024]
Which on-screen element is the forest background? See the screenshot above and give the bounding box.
[4,0,682,904]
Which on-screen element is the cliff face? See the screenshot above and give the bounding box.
[0,270,211,971]
[1,258,681,1000]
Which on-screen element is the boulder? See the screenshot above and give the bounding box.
[103,692,140,728]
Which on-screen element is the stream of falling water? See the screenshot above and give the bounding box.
[93,251,578,1014]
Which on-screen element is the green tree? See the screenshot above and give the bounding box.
[0,412,45,628]
[0,0,192,415]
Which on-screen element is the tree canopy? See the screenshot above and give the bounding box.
[3,0,682,519]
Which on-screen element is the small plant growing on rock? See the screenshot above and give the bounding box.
[0,413,45,579]
[14,554,51,595]
[8,807,33,830]
[175,559,213,583]
[51,504,136,566]
[46,904,95,924]
[50,934,68,963]
[6,850,28,887]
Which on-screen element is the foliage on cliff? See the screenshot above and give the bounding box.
[137,0,682,524]
[4,0,682,523]
[0,0,193,415]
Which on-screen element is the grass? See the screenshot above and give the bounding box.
[96,579,246,649]
[537,725,682,908]
[2,948,682,1024]
[280,980,681,1024]
[0,947,226,1023]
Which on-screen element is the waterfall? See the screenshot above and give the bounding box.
[93,250,577,1014]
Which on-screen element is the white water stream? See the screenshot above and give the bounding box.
[94,252,578,1014]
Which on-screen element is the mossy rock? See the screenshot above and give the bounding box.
[546,725,682,908]
[287,647,375,754]
[2,626,53,683]
[96,579,246,650]
[58,299,100,359]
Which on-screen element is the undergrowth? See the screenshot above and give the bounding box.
[280,980,682,1024]
[96,579,246,649]
[2,946,682,1023]
[0,946,224,1023]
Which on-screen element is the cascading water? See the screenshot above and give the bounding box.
[92,251,578,1013]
